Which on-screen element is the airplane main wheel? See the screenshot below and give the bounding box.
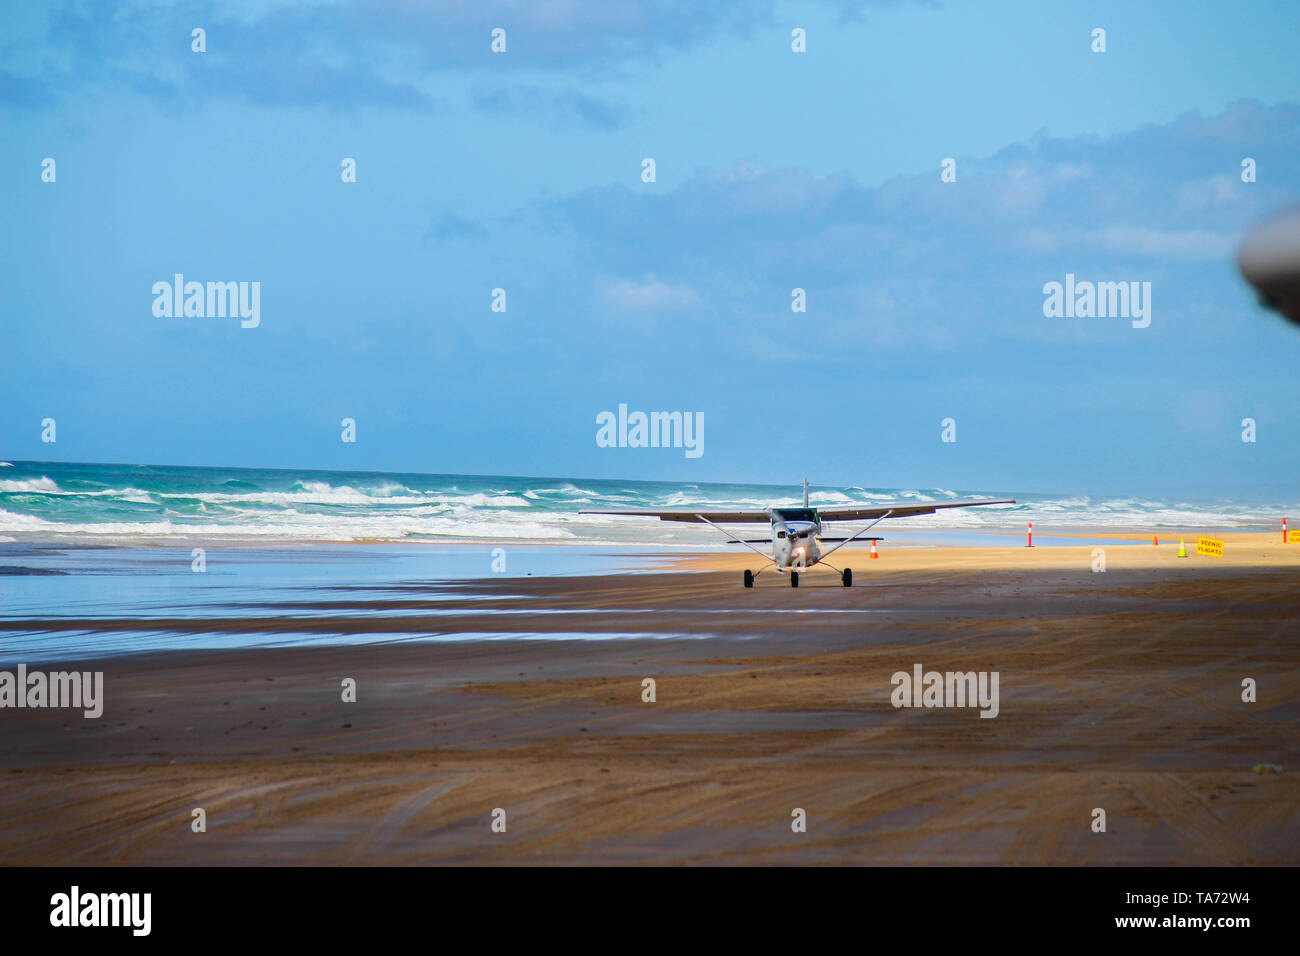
[743,569,754,588]
[790,571,800,588]
[842,568,853,587]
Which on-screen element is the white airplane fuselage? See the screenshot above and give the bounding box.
[771,509,823,570]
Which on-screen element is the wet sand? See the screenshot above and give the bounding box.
[1,535,1296,865]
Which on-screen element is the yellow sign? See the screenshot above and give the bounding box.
[1196,536,1225,557]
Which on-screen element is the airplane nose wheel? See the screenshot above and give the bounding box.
[743,569,754,588]
[790,571,800,588]
[842,568,853,587]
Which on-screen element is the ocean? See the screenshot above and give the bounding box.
[0,459,1289,545]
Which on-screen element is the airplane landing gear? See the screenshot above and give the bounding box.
[842,568,853,587]
[790,571,800,588]
[743,569,754,588]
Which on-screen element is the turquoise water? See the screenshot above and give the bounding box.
[0,460,1288,544]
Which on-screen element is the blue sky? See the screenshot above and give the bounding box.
[2,0,1298,498]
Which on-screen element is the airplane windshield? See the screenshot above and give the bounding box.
[773,508,818,522]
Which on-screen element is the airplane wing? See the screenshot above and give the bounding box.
[817,499,1017,521]
[579,508,771,523]
[580,498,1016,523]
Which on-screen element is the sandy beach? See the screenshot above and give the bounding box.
[0,533,1296,865]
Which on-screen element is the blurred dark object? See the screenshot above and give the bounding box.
[1238,205,1300,326]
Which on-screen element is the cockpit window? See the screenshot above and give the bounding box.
[774,508,818,522]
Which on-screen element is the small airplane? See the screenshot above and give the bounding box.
[582,480,1016,587]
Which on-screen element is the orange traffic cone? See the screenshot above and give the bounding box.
[869,540,879,559]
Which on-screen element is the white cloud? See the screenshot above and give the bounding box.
[1089,225,1236,261]
[596,273,700,311]
[1176,174,1241,211]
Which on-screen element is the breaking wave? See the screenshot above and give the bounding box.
[0,462,1289,544]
